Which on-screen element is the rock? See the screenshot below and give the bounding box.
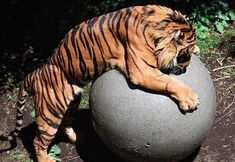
[90,55,216,162]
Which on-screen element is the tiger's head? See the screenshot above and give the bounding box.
[141,5,200,75]
[156,29,200,75]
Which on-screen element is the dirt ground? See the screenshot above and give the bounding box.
[0,35,234,162]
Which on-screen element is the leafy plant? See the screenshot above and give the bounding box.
[86,0,125,16]
[3,72,17,88]
[193,22,209,39]
[80,84,91,109]
[30,109,35,119]
[7,93,18,102]
[48,144,62,161]
[8,149,32,162]
[190,0,235,37]
[27,99,36,119]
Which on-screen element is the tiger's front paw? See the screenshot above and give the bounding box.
[174,85,199,111]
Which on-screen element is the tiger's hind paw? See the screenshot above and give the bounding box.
[64,127,77,143]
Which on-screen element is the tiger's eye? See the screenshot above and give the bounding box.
[177,53,191,63]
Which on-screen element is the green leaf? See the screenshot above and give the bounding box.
[228,11,235,21]
[200,17,210,25]
[221,20,228,27]
[215,21,224,33]
[194,22,209,39]
[30,110,35,118]
[217,0,229,9]
[48,145,62,161]
[50,145,61,155]
[217,12,230,20]
[189,12,197,20]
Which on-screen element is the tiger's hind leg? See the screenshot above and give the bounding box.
[61,85,82,143]
[32,65,83,162]
[33,85,82,162]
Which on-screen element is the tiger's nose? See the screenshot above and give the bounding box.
[181,67,186,73]
[174,67,186,75]
[178,61,190,68]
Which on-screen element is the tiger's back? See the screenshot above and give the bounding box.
[47,8,128,85]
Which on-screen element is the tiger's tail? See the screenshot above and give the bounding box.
[0,72,33,141]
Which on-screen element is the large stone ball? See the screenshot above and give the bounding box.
[89,55,216,162]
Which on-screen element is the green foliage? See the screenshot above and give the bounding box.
[27,99,36,119]
[30,109,35,119]
[48,144,62,161]
[86,0,125,16]
[196,25,235,64]
[80,84,91,109]
[190,0,235,37]
[7,93,17,102]
[2,72,17,88]
[228,10,235,21]
[192,22,209,39]
[8,149,33,162]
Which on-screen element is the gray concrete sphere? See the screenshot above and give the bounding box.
[90,55,216,162]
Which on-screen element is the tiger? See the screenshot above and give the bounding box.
[1,5,200,162]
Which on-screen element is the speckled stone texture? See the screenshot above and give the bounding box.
[90,55,216,162]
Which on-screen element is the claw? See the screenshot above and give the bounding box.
[176,86,199,111]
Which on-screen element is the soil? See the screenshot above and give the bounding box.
[0,34,234,162]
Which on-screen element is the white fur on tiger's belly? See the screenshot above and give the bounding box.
[72,85,84,95]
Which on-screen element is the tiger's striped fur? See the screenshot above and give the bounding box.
[1,5,199,162]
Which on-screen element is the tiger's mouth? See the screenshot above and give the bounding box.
[169,65,187,75]
[160,57,188,75]
[160,65,186,75]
